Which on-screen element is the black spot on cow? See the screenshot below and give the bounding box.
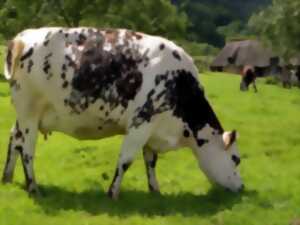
[155,90,166,101]
[183,129,190,138]
[15,145,23,153]
[122,162,132,172]
[147,89,155,99]
[232,155,240,166]
[99,106,104,111]
[27,60,34,73]
[64,99,69,106]
[15,130,23,139]
[43,62,51,74]
[45,31,52,40]
[23,154,32,164]
[149,154,157,168]
[171,70,224,137]
[62,81,69,89]
[61,73,66,79]
[43,32,52,46]
[68,30,146,113]
[62,64,67,71]
[65,55,76,68]
[159,43,165,50]
[76,33,87,45]
[45,53,53,60]
[155,77,161,86]
[79,98,89,110]
[20,48,34,62]
[172,50,181,61]
[134,98,155,125]
[43,40,50,46]
[155,73,168,86]
[115,70,143,107]
[131,69,224,135]
[197,139,209,147]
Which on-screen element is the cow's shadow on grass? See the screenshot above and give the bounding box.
[32,184,257,217]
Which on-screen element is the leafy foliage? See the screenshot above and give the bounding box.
[0,0,188,40]
[0,0,273,47]
[174,0,271,47]
[249,0,300,58]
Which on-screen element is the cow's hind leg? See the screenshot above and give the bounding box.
[143,147,160,193]
[108,125,152,200]
[2,119,39,194]
[253,81,258,92]
[2,123,20,183]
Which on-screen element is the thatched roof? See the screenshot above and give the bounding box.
[211,40,277,68]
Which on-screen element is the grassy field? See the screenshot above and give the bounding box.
[0,72,300,225]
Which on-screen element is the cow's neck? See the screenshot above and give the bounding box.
[171,73,224,137]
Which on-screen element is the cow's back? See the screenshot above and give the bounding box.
[5,27,199,140]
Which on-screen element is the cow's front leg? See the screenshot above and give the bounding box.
[253,80,258,93]
[108,125,152,200]
[2,120,39,194]
[143,147,160,193]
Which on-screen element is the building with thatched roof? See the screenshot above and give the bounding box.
[210,40,280,76]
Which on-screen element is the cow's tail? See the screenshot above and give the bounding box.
[4,39,25,81]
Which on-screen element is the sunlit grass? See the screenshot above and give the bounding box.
[0,72,300,225]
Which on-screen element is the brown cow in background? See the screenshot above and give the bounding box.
[240,65,258,92]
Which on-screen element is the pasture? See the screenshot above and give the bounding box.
[0,71,300,225]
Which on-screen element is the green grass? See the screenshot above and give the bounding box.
[1,72,300,225]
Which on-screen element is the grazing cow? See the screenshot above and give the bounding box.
[2,28,243,199]
[294,67,300,87]
[280,66,292,89]
[240,65,258,92]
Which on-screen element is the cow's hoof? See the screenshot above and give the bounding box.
[149,184,160,194]
[107,189,119,200]
[27,184,42,197]
[149,189,161,195]
[2,177,12,184]
[2,173,13,184]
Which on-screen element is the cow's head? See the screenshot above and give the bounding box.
[191,125,243,192]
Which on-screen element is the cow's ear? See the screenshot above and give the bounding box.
[223,130,237,150]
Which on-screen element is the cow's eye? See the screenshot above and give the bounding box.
[232,155,240,166]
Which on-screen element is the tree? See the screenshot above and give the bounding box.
[249,0,300,58]
[173,0,271,47]
[0,0,188,40]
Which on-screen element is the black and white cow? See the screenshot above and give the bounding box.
[2,28,243,199]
